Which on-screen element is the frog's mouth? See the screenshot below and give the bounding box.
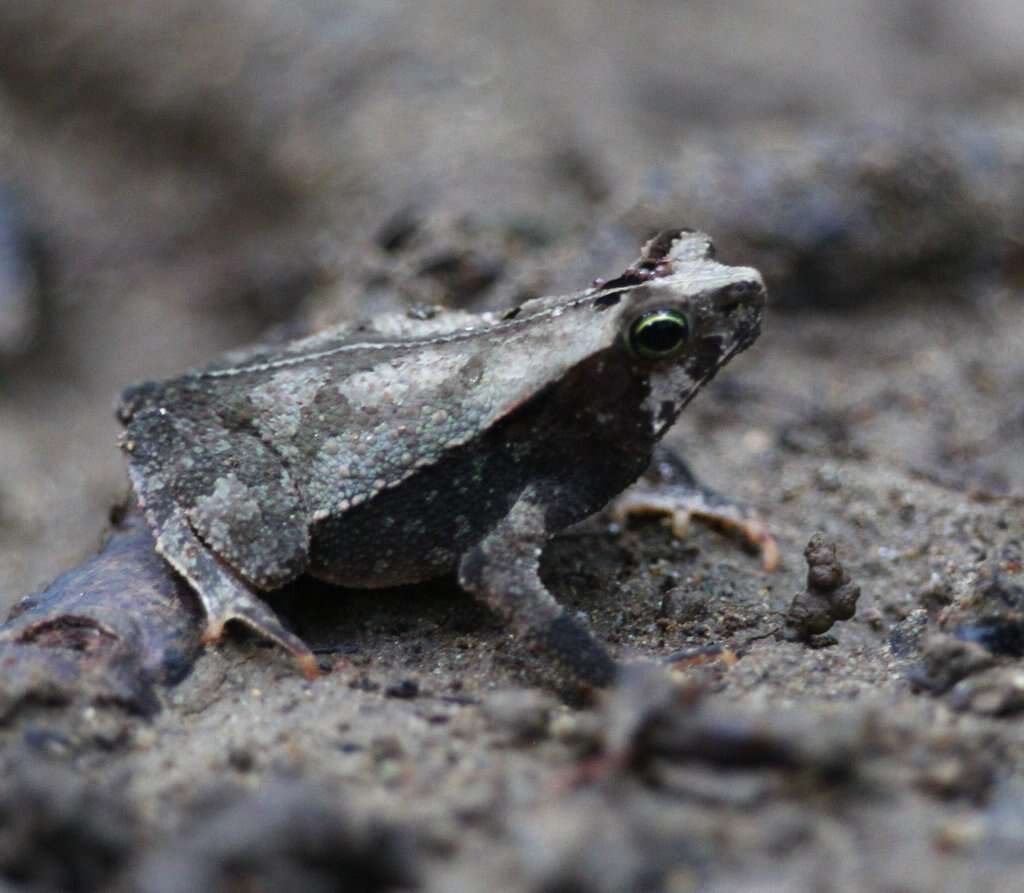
[696,316,761,382]
[731,312,763,355]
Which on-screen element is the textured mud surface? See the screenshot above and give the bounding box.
[1,2,1024,891]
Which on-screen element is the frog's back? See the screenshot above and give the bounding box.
[180,296,625,520]
[118,290,630,539]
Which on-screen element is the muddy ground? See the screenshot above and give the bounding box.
[1,2,1024,891]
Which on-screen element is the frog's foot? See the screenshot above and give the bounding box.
[200,595,320,681]
[609,451,780,572]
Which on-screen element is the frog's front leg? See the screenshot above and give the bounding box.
[608,447,780,571]
[459,485,618,695]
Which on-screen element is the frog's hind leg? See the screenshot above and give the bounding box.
[608,447,780,571]
[137,492,320,679]
[121,408,318,677]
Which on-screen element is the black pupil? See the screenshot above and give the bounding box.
[637,316,685,353]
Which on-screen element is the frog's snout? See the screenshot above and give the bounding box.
[714,277,766,315]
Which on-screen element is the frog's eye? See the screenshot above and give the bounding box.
[627,309,690,360]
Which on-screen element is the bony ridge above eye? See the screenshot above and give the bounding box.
[626,309,690,360]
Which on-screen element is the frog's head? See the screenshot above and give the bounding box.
[597,229,766,437]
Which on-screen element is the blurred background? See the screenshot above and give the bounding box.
[0,0,1022,606]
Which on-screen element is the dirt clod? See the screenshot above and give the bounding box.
[949,668,1024,717]
[781,534,861,642]
[482,689,556,745]
[0,759,137,893]
[125,781,419,893]
[589,666,862,782]
[383,679,420,700]
[911,634,996,694]
[947,564,1024,658]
